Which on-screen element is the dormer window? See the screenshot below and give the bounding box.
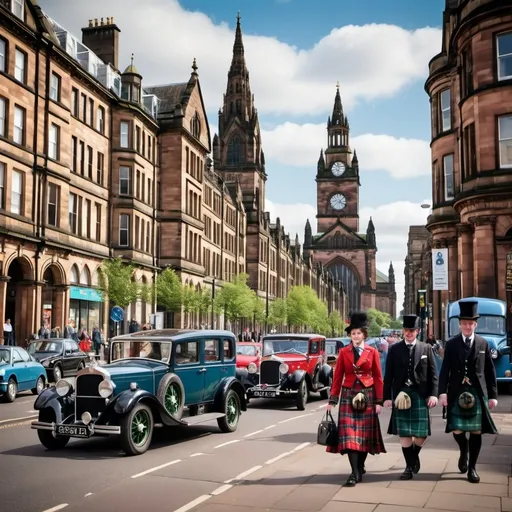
[11,0,24,20]
[190,112,201,138]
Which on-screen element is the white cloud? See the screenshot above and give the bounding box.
[266,198,430,315]
[261,122,431,178]
[39,0,441,117]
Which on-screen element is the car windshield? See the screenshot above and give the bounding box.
[28,341,63,354]
[325,342,338,355]
[262,339,308,356]
[449,315,506,337]
[0,348,10,365]
[111,340,172,362]
[237,344,258,356]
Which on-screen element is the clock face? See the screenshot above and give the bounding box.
[330,193,347,210]
[331,161,346,177]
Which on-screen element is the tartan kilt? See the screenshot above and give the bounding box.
[388,388,430,438]
[326,381,386,455]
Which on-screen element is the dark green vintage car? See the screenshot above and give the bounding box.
[31,329,246,456]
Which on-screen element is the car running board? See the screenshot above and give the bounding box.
[181,412,225,426]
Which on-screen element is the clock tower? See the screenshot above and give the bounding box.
[316,84,360,234]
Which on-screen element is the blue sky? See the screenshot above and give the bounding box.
[40,0,446,312]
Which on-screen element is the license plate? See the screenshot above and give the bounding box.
[56,425,88,437]
[253,390,276,398]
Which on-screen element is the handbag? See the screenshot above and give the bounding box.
[317,411,338,447]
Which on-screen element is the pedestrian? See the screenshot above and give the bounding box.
[326,311,386,487]
[3,319,14,346]
[438,300,498,484]
[383,314,439,480]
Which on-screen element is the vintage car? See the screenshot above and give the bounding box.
[0,346,47,402]
[325,337,350,370]
[236,342,261,370]
[31,329,246,456]
[28,338,89,382]
[239,333,332,410]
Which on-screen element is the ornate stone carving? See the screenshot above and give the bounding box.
[456,223,473,235]
[469,215,496,227]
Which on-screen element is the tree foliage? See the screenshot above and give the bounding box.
[268,298,287,327]
[155,268,183,313]
[327,310,345,337]
[214,273,255,322]
[366,308,400,337]
[97,257,142,309]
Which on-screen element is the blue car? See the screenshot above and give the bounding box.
[0,346,47,402]
[31,329,247,456]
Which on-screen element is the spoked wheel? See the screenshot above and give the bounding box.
[217,389,241,433]
[157,374,184,420]
[120,403,154,456]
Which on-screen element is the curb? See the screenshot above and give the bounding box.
[0,414,37,429]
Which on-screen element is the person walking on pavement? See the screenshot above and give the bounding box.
[326,311,386,487]
[383,314,439,480]
[438,300,498,484]
[3,319,13,346]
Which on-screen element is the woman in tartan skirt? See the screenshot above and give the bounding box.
[326,311,386,487]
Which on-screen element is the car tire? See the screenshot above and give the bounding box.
[157,374,185,420]
[4,378,17,403]
[119,403,154,456]
[296,379,308,410]
[52,365,62,383]
[32,376,46,395]
[37,408,69,450]
[77,361,85,372]
[217,389,241,433]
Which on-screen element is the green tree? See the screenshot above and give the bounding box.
[268,298,287,327]
[327,310,345,337]
[196,289,212,319]
[389,318,403,329]
[366,308,394,337]
[310,300,329,334]
[97,257,141,309]
[286,286,326,331]
[214,273,254,323]
[251,293,266,325]
[155,268,182,313]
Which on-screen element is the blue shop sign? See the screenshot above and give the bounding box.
[70,286,103,302]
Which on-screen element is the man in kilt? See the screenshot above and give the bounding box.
[327,312,386,487]
[384,315,438,480]
[439,300,498,484]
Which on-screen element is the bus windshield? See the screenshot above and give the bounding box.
[449,315,506,337]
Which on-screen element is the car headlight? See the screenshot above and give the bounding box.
[491,349,498,359]
[247,362,257,374]
[42,359,50,367]
[279,363,289,374]
[0,369,5,377]
[98,380,114,398]
[55,379,71,397]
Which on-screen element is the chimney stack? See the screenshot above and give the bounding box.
[81,16,121,70]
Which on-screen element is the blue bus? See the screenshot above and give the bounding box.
[446,297,511,382]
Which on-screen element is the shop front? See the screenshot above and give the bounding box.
[69,286,103,333]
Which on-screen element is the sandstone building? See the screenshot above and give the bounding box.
[425,0,512,338]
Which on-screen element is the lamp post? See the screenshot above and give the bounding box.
[211,277,216,330]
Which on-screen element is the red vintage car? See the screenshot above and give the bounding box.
[241,334,332,410]
[236,342,261,369]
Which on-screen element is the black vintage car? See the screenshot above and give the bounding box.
[28,339,89,382]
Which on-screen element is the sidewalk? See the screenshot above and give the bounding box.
[186,405,512,512]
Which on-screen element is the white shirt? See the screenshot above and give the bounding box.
[405,339,417,348]
[463,333,474,347]
[3,323,12,332]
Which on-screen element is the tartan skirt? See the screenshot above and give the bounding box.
[446,386,490,433]
[326,381,386,455]
[388,388,430,438]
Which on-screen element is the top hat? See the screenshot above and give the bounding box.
[402,315,420,330]
[345,311,369,333]
[458,300,479,320]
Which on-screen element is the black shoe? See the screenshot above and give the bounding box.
[356,471,363,483]
[458,452,468,474]
[467,467,480,483]
[344,472,359,487]
[412,458,420,474]
[361,465,366,475]
[400,468,413,480]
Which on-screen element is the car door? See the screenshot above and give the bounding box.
[172,340,204,406]
[202,338,223,402]
[308,339,322,387]
[66,339,84,374]
[11,348,31,390]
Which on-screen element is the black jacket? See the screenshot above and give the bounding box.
[383,340,439,401]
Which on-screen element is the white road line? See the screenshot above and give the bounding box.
[42,505,68,512]
[173,495,211,512]
[210,484,233,496]
[265,451,292,465]
[318,403,328,408]
[84,493,93,497]
[278,413,313,424]
[263,424,276,430]
[189,452,204,457]
[234,465,263,480]
[292,442,311,452]
[213,439,240,449]
[0,414,37,424]
[244,429,263,437]
[131,459,181,479]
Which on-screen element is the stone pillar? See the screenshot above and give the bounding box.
[457,223,474,298]
[53,285,66,331]
[18,283,37,346]
[446,236,458,301]
[0,278,7,344]
[470,216,496,297]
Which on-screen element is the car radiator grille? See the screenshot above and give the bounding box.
[260,360,281,385]
[75,374,106,419]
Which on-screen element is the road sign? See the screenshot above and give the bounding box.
[110,306,124,322]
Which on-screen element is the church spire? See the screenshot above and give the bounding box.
[331,81,343,125]
[229,12,248,79]
[327,82,350,150]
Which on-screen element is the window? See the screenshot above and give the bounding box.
[120,121,129,148]
[146,220,150,252]
[71,88,78,117]
[0,162,4,209]
[11,0,24,19]
[175,342,198,364]
[191,112,201,138]
[463,123,476,178]
[14,49,25,83]
[89,98,94,127]
[443,154,454,201]
[13,105,25,145]
[204,340,220,362]
[227,135,244,164]
[81,94,87,123]
[84,199,91,238]
[71,136,77,172]
[0,97,5,137]
[462,46,473,97]
[0,38,6,73]
[95,203,101,242]
[68,193,78,234]
[11,170,22,215]
[136,126,141,152]
[96,152,104,185]
[119,214,129,246]
[79,140,85,175]
[498,115,512,168]
[87,146,93,179]
[48,123,59,160]
[497,33,512,81]
[97,106,105,133]
[440,89,451,132]
[50,73,60,101]
[119,166,131,194]
[136,169,140,198]
[47,183,58,226]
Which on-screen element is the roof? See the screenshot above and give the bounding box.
[144,83,188,113]
[114,329,235,341]
[262,333,325,340]
[376,269,389,283]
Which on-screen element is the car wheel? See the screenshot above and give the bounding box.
[32,376,46,395]
[37,408,69,450]
[77,361,85,372]
[296,379,309,410]
[217,389,241,433]
[52,365,62,383]
[157,374,185,420]
[4,378,17,403]
[119,403,154,456]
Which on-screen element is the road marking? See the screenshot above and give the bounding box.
[131,459,181,479]
[84,493,93,497]
[173,495,211,512]
[263,424,276,430]
[213,439,240,449]
[244,429,263,437]
[278,413,313,424]
[233,465,263,480]
[265,451,292,464]
[210,484,233,495]
[0,414,37,424]
[292,442,310,452]
[42,505,68,512]
[190,452,204,457]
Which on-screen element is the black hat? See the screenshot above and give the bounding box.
[458,300,479,320]
[345,311,369,333]
[402,315,419,329]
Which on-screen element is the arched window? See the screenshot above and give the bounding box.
[80,265,91,286]
[70,264,79,284]
[190,112,201,139]
[328,261,360,312]
[227,134,244,165]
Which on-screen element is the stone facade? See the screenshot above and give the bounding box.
[425,0,512,338]
[303,86,396,318]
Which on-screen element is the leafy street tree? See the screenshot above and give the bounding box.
[268,298,287,328]
[97,257,142,309]
[214,273,254,327]
[327,310,345,337]
[251,293,266,325]
[195,288,212,320]
[286,286,327,331]
[366,307,400,337]
[155,268,183,314]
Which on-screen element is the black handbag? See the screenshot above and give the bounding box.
[317,411,338,447]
